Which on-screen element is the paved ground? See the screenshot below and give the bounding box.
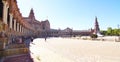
[30,38,74,62]
[30,38,120,62]
[3,54,33,62]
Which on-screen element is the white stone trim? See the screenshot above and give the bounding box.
[17,23,19,32]
[14,19,16,31]
[10,14,13,29]
[3,2,8,24]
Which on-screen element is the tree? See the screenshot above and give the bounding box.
[107,27,112,35]
[90,34,98,38]
[101,30,107,35]
[112,29,118,36]
[100,27,120,36]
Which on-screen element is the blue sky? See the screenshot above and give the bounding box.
[17,0,120,30]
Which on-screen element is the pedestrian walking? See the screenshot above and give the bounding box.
[31,37,34,42]
[45,37,47,42]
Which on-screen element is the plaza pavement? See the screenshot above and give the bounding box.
[30,37,120,62]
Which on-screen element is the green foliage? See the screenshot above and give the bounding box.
[90,34,98,38]
[101,27,120,36]
[107,27,112,35]
[101,30,107,35]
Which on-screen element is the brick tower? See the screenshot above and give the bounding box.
[94,16,103,37]
[94,16,100,34]
[29,8,35,21]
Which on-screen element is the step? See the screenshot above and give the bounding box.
[0,48,29,57]
[3,54,33,62]
[7,44,26,49]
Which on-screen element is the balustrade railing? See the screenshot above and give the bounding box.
[7,44,26,49]
[0,48,29,57]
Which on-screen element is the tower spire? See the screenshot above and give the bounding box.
[29,8,35,21]
[94,16,100,34]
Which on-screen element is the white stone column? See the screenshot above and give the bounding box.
[3,2,7,24]
[17,23,19,32]
[10,14,13,29]
[3,2,8,24]
[24,28,26,35]
[14,19,16,31]
[21,26,23,35]
[22,27,24,33]
[21,27,23,33]
[20,25,21,32]
[19,24,20,32]
[20,25,22,32]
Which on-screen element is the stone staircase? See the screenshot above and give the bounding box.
[0,38,33,62]
[0,43,29,57]
[3,54,33,62]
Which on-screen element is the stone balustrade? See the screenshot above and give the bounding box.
[7,44,26,49]
[0,0,34,61]
[0,48,29,57]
